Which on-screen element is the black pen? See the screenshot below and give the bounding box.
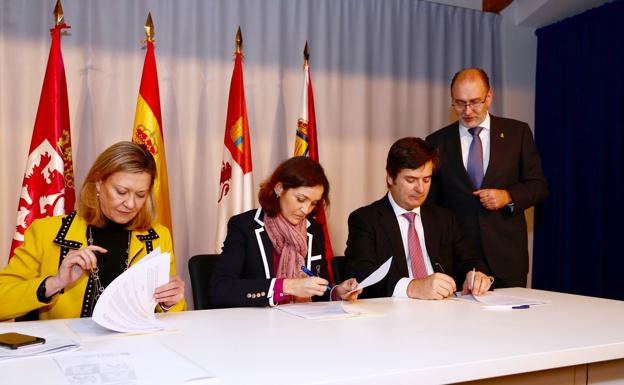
[434,262,458,297]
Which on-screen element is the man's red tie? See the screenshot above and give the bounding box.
[402,212,428,279]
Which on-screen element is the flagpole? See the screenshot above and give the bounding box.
[10,0,75,258]
[53,0,64,25]
[131,12,173,233]
[214,27,254,252]
[235,26,243,54]
[303,40,309,69]
[144,12,154,43]
[293,40,336,281]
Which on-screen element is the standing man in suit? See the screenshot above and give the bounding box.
[345,137,492,299]
[426,68,548,288]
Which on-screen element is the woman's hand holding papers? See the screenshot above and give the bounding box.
[154,275,185,308]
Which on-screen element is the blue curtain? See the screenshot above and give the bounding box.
[533,0,624,300]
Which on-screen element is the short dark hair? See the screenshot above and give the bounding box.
[450,68,490,91]
[386,137,439,182]
[258,156,330,218]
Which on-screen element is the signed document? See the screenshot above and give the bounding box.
[455,291,549,309]
[276,301,371,320]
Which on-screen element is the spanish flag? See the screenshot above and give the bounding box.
[294,42,335,281]
[132,13,172,232]
[215,28,254,252]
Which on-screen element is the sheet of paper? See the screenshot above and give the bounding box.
[66,318,124,340]
[91,247,170,333]
[0,323,79,361]
[346,256,393,295]
[454,291,549,309]
[53,340,214,385]
[276,301,367,320]
[67,318,177,342]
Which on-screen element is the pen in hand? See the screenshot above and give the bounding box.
[434,262,458,297]
[469,267,476,291]
[300,266,332,291]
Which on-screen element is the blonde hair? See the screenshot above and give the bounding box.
[78,141,157,230]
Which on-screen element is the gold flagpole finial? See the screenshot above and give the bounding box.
[303,41,310,68]
[53,0,64,25]
[235,26,243,54]
[144,12,155,43]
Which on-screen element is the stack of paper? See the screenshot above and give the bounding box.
[91,247,170,333]
[0,325,79,361]
[456,291,549,309]
[277,301,363,320]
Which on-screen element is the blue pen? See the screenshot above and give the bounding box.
[512,305,530,309]
[301,266,332,291]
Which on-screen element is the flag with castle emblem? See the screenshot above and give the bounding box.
[132,13,172,232]
[215,28,254,252]
[10,3,75,258]
[294,42,335,280]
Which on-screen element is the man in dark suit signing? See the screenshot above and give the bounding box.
[345,137,492,300]
[426,68,548,288]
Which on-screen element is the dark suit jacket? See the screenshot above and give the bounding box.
[210,208,328,308]
[426,115,548,281]
[344,196,486,298]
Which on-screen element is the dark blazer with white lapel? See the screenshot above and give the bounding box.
[344,195,486,298]
[426,115,549,281]
[210,208,328,308]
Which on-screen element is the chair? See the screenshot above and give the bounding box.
[331,255,346,284]
[188,254,219,310]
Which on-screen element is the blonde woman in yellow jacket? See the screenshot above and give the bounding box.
[0,142,186,321]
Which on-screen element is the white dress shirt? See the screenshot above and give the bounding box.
[459,112,491,173]
[387,192,434,298]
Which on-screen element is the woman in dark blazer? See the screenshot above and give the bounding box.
[210,157,360,308]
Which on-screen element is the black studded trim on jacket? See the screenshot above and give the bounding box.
[53,211,83,250]
[137,228,158,255]
[80,275,97,318]
[47,211,94,317]
[136,228,159,241]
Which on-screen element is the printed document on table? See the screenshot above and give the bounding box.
[0,323,79,361]
[455,291,549,308]
[276,301,367,320]
[91,247,170,333]
[346,256,393,295]
[54,339,214,385]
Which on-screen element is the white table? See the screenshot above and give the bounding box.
[2,288,624,385]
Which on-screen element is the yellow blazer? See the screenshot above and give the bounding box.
[0,212,186,321]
